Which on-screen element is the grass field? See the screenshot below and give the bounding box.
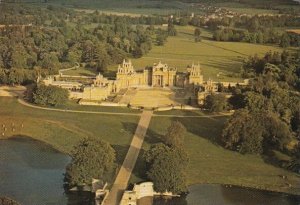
[50,0,187,16]
[61,24,285,82]
[49,0,300,16]
[61,67,97,76]
[213,0,300,13]
[64,25,288,82]
[1,97,300,194]
[130,116,300,195]
[0,97,139,170]
[107,26,284,82]
[62,23,287,83]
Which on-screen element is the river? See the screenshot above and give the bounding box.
[0,137,299,205]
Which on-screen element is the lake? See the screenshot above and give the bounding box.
[0,136,93,205]
[0,137,299,205]
[154,184,300,205]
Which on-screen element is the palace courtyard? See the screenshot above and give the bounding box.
[116,87,192,108]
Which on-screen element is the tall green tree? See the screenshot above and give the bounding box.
[167,20,177,36]
[194,28,201,42]
[144,143,188,194]
[280,33,291,48]
[221,109,264,154]
[162,121,186,148]
[204,93,228,112]
[33,84,69,107]
[65,137,115,187]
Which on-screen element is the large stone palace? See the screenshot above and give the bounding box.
[43,59,205,101]
[43,59,248,106]
[116,59,203,88]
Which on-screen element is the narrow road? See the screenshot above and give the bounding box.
[103,110,153,205]
[17,98,141,116]
[1,86,233,118]
[17,98,231,118]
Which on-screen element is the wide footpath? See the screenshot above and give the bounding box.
[103,110,153,205]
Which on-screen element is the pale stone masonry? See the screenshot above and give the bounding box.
[43,59,204,102]
[42,59,248,106]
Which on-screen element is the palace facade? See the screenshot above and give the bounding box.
[44,59,204,102]
[114,59,203,89]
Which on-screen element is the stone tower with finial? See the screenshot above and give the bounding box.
[187,63,203,85]
[117,59,135,75]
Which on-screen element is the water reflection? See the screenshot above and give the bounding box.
[220,185,299,205]
[1,137,299,205]
[154,184,300,205]
[0,136,93,205]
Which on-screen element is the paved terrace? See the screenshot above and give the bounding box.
[118,88,188,108]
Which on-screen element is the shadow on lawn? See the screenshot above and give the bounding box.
[111,144,130,165]
[121,121,137,135]
[262,149,291,170]
[121,121,164,145]
[144,127,164,145]
[172,115,227,146]
[129,148,148,185]
[120,121,165,183]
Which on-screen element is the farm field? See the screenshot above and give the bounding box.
[130,116,300,195]
[51,0,187,15]
[108,26,285,82]
[213,0,299,12]
[49,0,299,16]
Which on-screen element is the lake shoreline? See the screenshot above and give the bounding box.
[0,135,72,156]
[1,135,299,197]
[187,182,300,197]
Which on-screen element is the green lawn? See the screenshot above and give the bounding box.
[108,26,285,82]
[213,0,300,13]
[223,7,279,15]
[61,24,286,83]
[61,67,97,76]
[130,116,300,195]
[0,97,139,167]
[1,97,300,194]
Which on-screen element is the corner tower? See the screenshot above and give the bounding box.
[187,63,203,85]
[117,59,135,75]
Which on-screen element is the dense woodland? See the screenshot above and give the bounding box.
[218,50,300,173]
[190,15,300,47]
[1,3,300,87]
[0,4,172,85]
